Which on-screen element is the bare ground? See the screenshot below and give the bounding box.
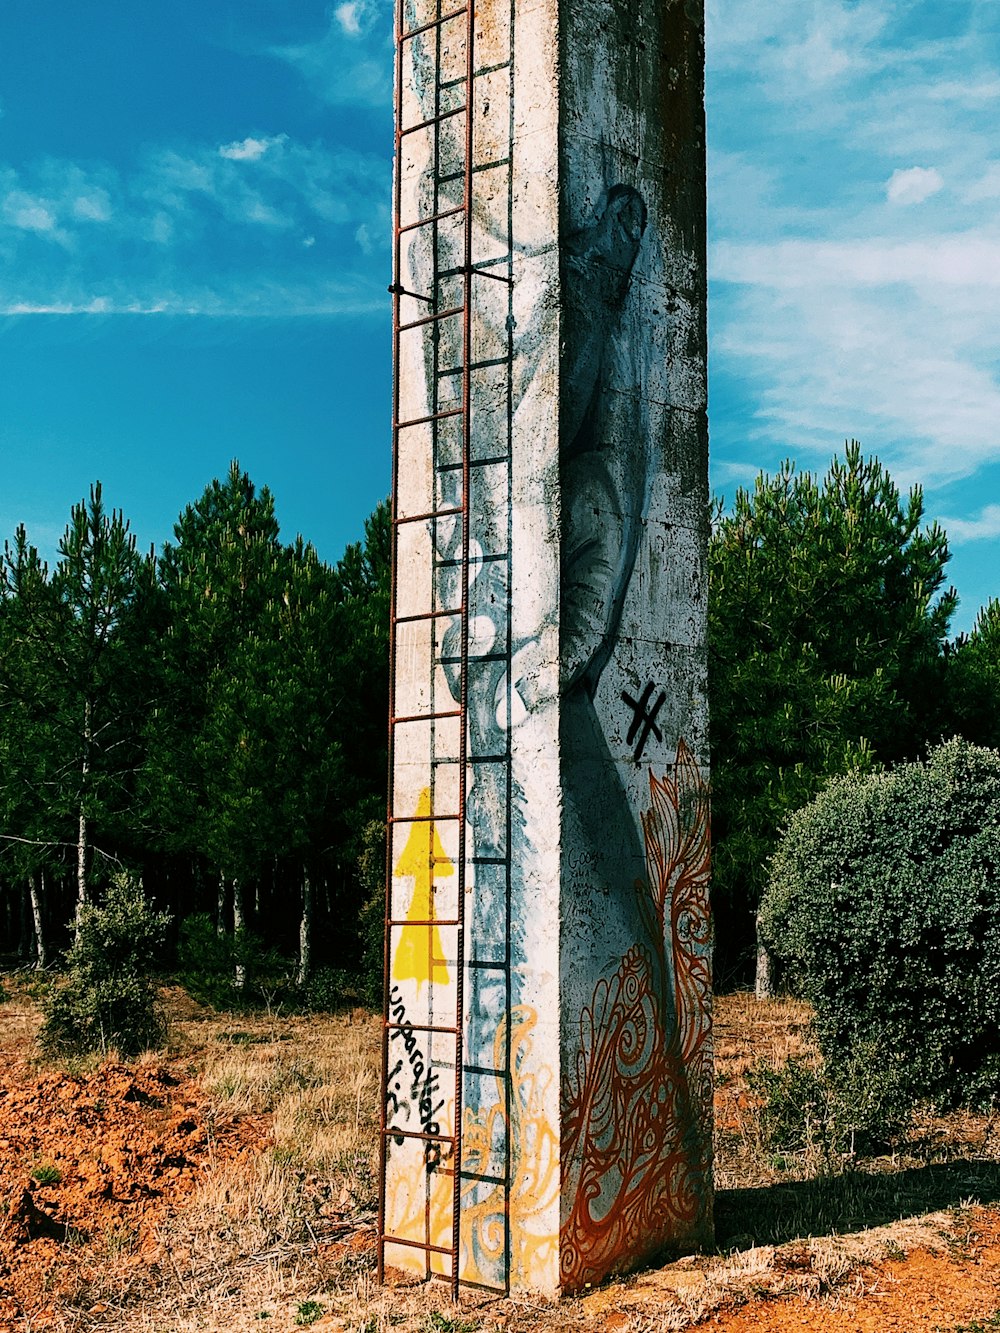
[1,981,999,1332]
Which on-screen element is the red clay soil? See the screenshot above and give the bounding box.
[0,1055,266,1328]
[689,1211,1000,1333]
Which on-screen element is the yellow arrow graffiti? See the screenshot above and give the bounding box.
[392,787,453,988]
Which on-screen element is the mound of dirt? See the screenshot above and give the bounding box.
[0,1055,266,1326]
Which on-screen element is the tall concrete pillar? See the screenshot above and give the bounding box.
[381,0,711,1298]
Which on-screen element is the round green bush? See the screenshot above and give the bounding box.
[759,737,1000,1108]
[42,873,171,1058]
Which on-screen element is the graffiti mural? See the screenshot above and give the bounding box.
[384,1005,559,1288]
[385,0,564,1294]
[553,0,713,1286]
[392,789,452,990]
[560,742,712,1290]
[384,0,709,1297]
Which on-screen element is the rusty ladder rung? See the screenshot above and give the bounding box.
[398,203,466,237]
[389,810,461,823]
[390,708,462,725]
[381,1234,456,1257]
[399,5,468,43]
[386,1020,460,1035]
[386,918,460,928]
[399,304,465,333]
[393,608,463,628]
[393,504,463,525]
[400,104,467,139]
[437,454,510,471]
[395,406,464,431]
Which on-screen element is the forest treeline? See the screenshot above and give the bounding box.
[2,443,999,991]
[0,463,388,988]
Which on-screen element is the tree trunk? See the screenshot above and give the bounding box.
[75,698,92,941]
[232,877,246,992]
[18,881,31,960]
[29,872,47,969]
[755,920,775,1000]
[297,870,313,987]
[216,873,227,937]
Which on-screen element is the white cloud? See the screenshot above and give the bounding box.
[926,78,1000,106]
[71,189,112,223]
[0,129,389,319]
[964,163,1000,202]
[0,279,384,319]
[713,235,1000,487]
[4,298,112,315]
[714,233,1000,291]
[335,3,363,37]
[939,504,1000,542]
[711,459,762,490]
[218,135,283,163]
[707,0,1000,524]
[3,191,59,235]
[886,166,944,206]
[271,3,393,108]
[707,0,891,98]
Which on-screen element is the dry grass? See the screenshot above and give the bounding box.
[3,984,1000,1332]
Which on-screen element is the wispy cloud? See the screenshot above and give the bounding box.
[0,133,389,318]
[708,0,1000,510]
[270,2,393,109]
[886,166,944,206]
[218,135,283,163]
[939,504,1000,542]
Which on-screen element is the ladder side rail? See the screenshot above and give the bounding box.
[449,0,478,1301]
[503,0,516,1287]
[378,0,408,1286]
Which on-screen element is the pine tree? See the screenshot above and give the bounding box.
[710,442,957,982]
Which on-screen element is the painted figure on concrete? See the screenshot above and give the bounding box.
[383,0,711,1297]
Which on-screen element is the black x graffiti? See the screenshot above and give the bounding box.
[621,682,666,762]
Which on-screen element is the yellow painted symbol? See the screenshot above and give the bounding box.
[392,788,453,987]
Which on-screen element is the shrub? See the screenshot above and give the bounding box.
[760,738,1000,1109]
[298,966,353,1012]
[41,873,171,1057]
[356,819,386,1009]
[177,913,287,1011]
[748,1049,914,1168]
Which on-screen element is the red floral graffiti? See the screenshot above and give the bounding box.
[560,739,713,1291]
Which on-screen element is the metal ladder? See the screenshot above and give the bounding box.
[380,0,517,1299]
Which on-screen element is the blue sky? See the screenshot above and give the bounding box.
[0,2,998,633]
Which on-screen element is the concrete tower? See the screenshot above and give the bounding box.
[380,0,711,1297]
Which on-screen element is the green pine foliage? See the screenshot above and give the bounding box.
[356,818,387,1009]
[760,738,1000,1109]
[0,463,390,997]
[41,873,171,1057]
[946,599,1000,751]
[710,441,957,976]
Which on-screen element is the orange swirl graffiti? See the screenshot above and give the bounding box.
[383,1005,558,1289]
[560,739,713,1292]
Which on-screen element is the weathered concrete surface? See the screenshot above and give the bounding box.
[556,0,712,1292]
[383,0,710,1297]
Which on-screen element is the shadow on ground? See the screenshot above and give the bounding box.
[717,1159,1000,1249]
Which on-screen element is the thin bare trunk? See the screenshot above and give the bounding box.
[232,877,246,992]
[297,870,313,987]
[18,881,30,959]
[755,919,775,1000]
[75,699,92,941]
[29,872,47,969]
[216,873,226,937]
